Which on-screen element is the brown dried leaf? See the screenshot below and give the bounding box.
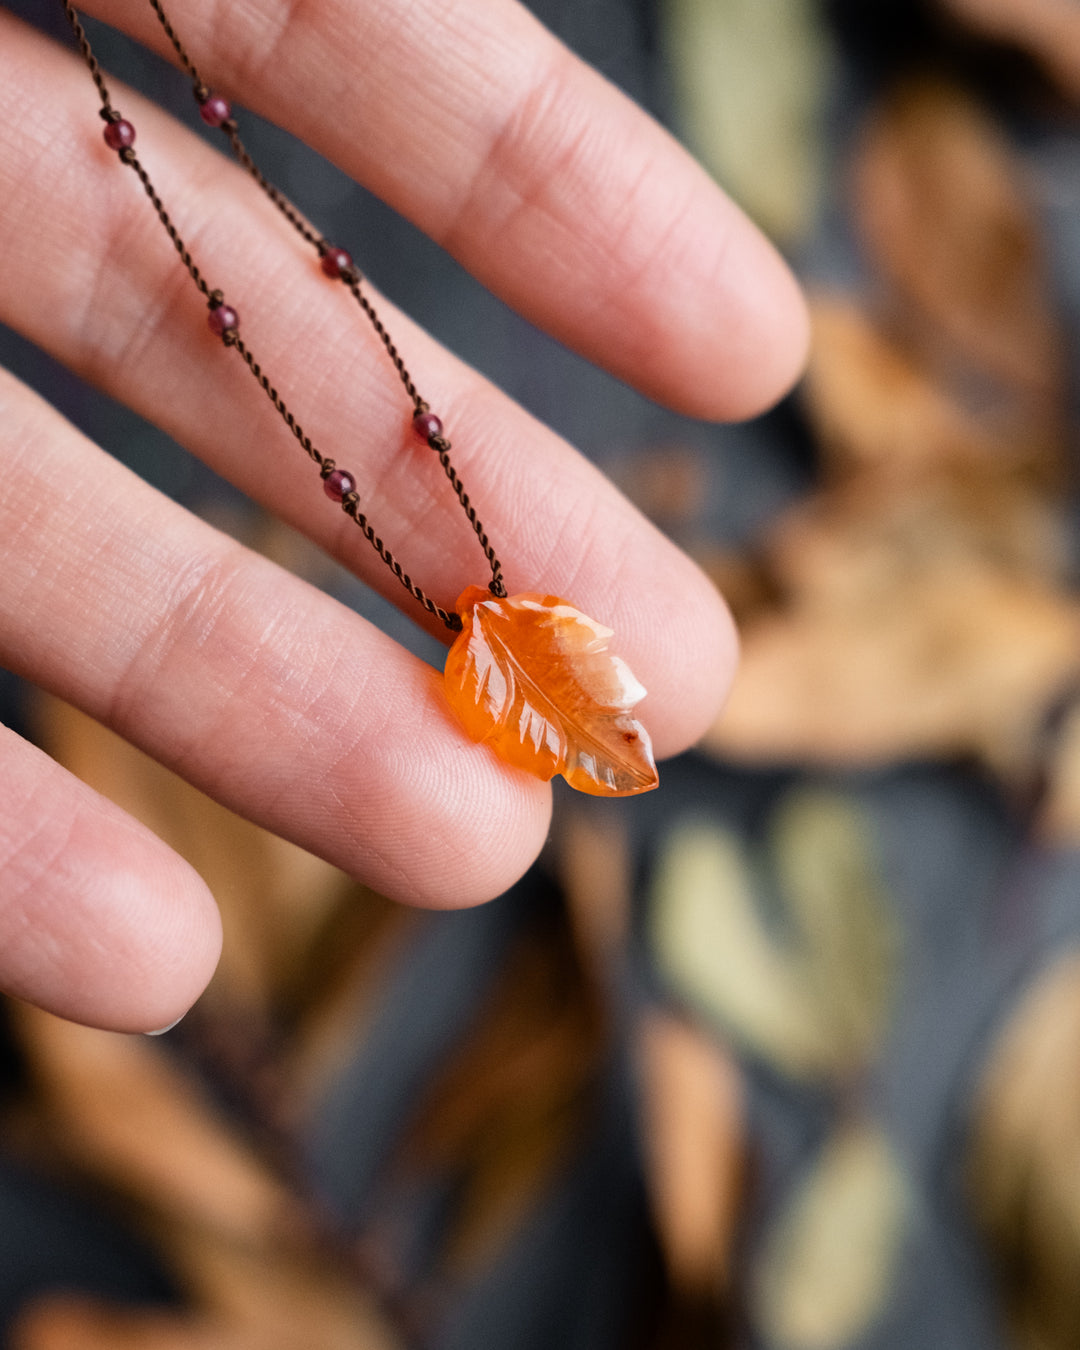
[444,587,657,795]
[968,952,1080,1350]
[1038,702,1080,844]
[764,471,1068,609]
[638,1012,744,1297]
[400,919,604,1277]
[852,78,1063,401]
[707,567,1080,778]
[12,1229,403,1350]
[557,809,633,966]
[940,0,1080,101]
[804,297,1059,480]
[11,1010,402,1350]
[14,1006,290,1247]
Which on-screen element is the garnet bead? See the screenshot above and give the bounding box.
[324,469,356,502]
[103,118,135,151]
[320,246,353,279]
[207,304,239,337]
[413,411,444,442]
[199,94,232,128]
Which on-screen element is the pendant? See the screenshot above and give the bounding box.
[443,586,659,796]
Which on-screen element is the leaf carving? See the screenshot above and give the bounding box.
[443,587,659,796]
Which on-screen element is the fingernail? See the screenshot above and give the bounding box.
[145,1014,186,1037]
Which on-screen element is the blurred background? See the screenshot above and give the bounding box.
[3,0,1080,1346]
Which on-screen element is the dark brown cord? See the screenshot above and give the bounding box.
[221,125,324,248]
[144,0,505,598]
[123,150,213,299]
[60,0,506,628]
[60,1,112,110]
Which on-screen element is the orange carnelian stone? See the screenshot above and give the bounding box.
[443,586,659,796]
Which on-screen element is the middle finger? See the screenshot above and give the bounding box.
[0,11,736,758]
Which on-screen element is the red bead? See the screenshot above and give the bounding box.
[199,94,232,128]
[324,469,355,502]
[207,304,239,336]
[103,119,135,151]
[320,247,353,278]
[413,411,443,441]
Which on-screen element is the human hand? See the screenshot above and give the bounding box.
[0,0,807,1030]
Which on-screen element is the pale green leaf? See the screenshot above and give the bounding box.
[770,790,898,1073]
[753,1123,909,1349]
[649,821,838,1076]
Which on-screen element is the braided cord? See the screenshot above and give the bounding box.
[60,0,508,629]
[146,0,506,598]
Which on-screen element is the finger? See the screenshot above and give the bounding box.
[0,15,738,762]
[0,368,552,912]
[0,721,221,1031]
[75,0,809,419]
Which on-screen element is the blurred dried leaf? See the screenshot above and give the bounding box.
[10,1007,402,1350]
[1038,701,1080,844]
[940,0,1080,100]
[753,1123,908,1350]
[805,297,1063,483]
[708,562,1080,780]
[705,77,1075,786]
[764,470,1068,609]
[14,1007,291,1247]
[649,799,894,1080]
[12,1231,401,1350]
[853,78,1063,401]
[13,694,418,1345]
[638,1011,744,1298]
[558,809,633,968]
[968,951,1080,1350]
[401,917,604,1276]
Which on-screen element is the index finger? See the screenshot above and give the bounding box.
[78,0,809,420]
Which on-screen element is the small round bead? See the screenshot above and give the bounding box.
[103,119,136,151]
[412,411,443,441]
[320,247,353,279]
[207,304,239,337]
[324,469,356,502]
[199,94,232,128]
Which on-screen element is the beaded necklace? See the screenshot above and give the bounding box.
[61,0,658,796]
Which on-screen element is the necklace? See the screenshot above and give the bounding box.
[60,0,659,796]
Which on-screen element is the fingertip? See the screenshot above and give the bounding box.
[641,203,812,424]
[409,769,554,911]
[28,837,223,1035]
[0,805,222,1034]
[334,683,555,911]
[707,231,812,422]
[105,846,224,1034]
[633,548,740,761]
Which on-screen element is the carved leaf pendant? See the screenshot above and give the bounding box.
[443,586,659,796]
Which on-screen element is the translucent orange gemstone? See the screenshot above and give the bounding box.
[443,586,659,796]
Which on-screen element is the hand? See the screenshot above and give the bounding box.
[0,0,807,1030]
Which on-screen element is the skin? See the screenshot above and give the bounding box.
[0,0,808,1031]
